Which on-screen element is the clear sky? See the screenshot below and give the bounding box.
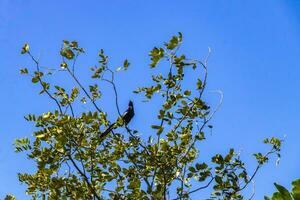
[0,0,300,199]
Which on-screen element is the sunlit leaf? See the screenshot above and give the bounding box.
[21,43,29,54]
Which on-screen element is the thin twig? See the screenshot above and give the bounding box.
[65,66,102,113]
[27,52,63,113]
[72,53,79,75]
[68,102,75,117]
[179,165,187,200]
[248,180,255,200]
[188,176,214,195]
[238,148,276,192]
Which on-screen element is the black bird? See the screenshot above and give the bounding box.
[99,101,134,140]
[122,100,134,125]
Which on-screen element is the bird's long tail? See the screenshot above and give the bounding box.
[99,123,115,141]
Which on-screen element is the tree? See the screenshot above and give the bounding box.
[11,33,283,200]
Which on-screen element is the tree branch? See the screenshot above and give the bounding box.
[65,66,102,113]
[67,154,101,200]
[27,52,63,113]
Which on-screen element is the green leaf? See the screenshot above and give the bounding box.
[196,163,207,170]
[60,48,75,60]
[165,32,183,50]
[89,84,101,99]
[184,90,191,96]
[39,82,50,94]
[14,137,31,152]
[151,125,161,129]
[188,166,196,173]
[70,87,79,100]
[187,173,193,178]
[264,138,270,144]
[31,77,39,83]
[54,85,65,93]
[128,178,141,190]
[123,59,130,70]
[63,40,69,45]
[274,183,292,200]
[292,179,300,199]
[60,62,68,69]
[69,40,78,48]
[215,176,222,184]
[157,126,164,135]
[254,152,268,164]
[21,43,29,54]
[35,133,45,139]
[178,32,183,42]
[197,79,203,90]
[81,97,87,104]
[149,47,164,68]
[4,194,16,200]
[20,68,28,74]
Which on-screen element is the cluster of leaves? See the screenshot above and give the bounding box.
[12,34,282,200]
[265,179,300,200]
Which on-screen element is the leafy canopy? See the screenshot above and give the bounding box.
[10,33,283,200]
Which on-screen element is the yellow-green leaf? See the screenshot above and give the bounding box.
[21,43,29,54]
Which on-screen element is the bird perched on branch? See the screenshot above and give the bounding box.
[99,100,134,140]
[122,100,134,125]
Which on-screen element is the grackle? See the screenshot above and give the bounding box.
[99,100,134,140]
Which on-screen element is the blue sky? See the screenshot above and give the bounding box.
[0,0,300,199]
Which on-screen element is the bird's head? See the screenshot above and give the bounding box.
[129,100,133,107]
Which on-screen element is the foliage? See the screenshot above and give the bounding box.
[265,179,300,200]
[14,33,283,200]
[4,194,17,200]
